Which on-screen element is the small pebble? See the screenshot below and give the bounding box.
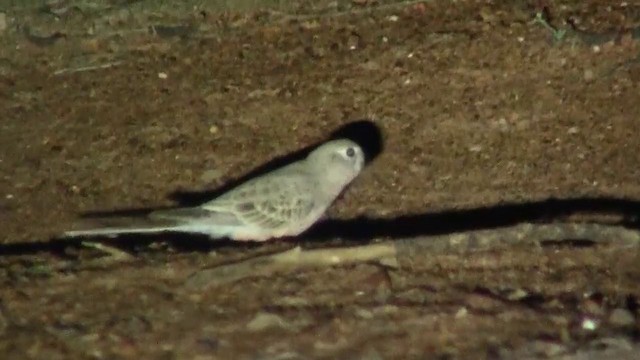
[531,340,567,357]
[355,308,373,319]
[584,69,594,82]
[608,308,635,327]
[506,288,528,301]
[455,307,468,319]
[246,312,288,332]
[581,317,599,331]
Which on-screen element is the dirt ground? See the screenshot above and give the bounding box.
[1,0,640,358]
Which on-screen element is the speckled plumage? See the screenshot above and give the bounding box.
[64,139,365,241]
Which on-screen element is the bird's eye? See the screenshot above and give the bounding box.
[345,147,355,157]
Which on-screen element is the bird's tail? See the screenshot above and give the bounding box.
[63,216,183,238]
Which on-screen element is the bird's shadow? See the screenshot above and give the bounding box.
[2,196,640,258]
[312,197,640,240]
[80,119,384,218]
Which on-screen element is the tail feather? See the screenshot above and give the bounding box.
[63,208,241,239]
[64,226,181,238]
[63,216,183,238]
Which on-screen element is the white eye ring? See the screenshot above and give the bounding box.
[345,147,356,157]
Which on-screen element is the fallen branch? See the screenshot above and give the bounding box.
[185,222,640,289]
[184,243,397,289]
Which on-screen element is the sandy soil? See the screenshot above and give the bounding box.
[1,0,640,358]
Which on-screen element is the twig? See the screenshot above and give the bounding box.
[185,243,397,289]
[80,241,135,262]
[53,61,123,76]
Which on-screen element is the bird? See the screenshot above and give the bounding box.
[63,139,365,242]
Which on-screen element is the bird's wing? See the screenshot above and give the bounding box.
[203,172,318,230]
[149,207,243,226]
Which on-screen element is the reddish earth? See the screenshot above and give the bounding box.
[1,1,640,358]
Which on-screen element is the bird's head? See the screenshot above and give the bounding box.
[307,139,365,191]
